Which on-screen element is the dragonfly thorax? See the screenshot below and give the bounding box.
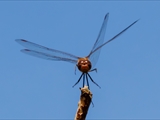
[77,57,92,73]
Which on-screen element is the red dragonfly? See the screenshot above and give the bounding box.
[16,13,138,89]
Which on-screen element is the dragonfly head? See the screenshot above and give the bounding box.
[77,57,92,73]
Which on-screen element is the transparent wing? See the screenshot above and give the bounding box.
[16,39,79,63]
[21,49,77,63]
[87,13,109,67]
[88,19,139,67]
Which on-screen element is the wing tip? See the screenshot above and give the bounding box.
[21,49,30,52]
[15,39,27,43]
[131,19,140,26]
[104,13,109,20]
[136,19,140,23]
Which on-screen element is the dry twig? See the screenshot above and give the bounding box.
[74,86,92,120]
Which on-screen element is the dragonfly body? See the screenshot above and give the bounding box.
[16,13,139,89]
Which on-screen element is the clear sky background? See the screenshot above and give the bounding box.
[1,1,160,119]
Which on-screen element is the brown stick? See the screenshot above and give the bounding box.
[74,86,92,120]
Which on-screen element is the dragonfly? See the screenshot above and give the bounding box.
[16,13,138,89]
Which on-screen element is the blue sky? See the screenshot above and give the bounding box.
[1,1,160,119]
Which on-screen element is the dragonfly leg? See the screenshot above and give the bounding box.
[87,73,101,88]
[85,73,90,90]
[89,68,97,73]
[91,100,94,108]
[83,73,85,87]
[72,73,84,88]
[74,65,77,75]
